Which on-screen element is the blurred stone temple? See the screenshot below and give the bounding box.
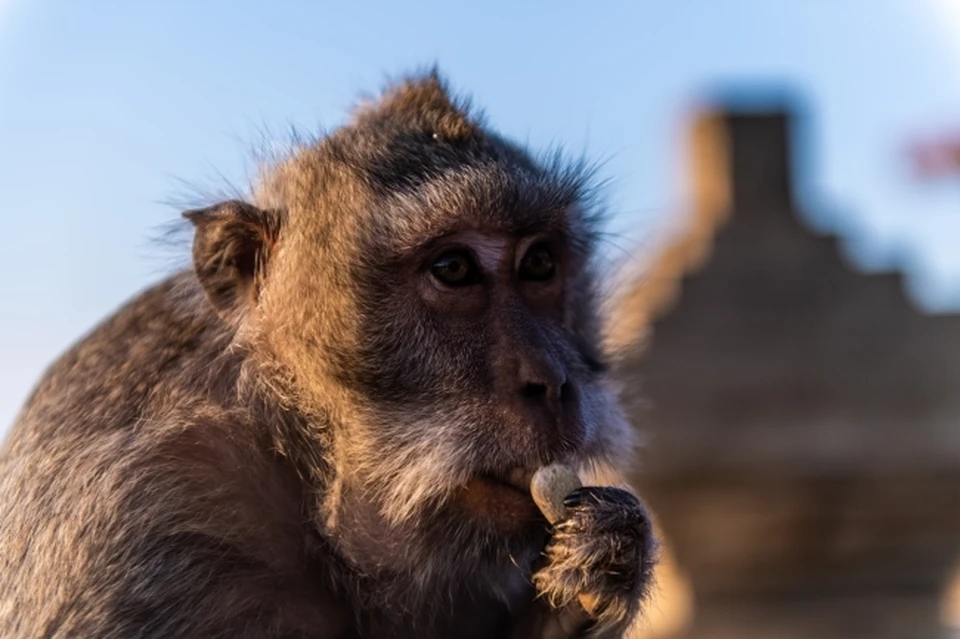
[611,94,960,638]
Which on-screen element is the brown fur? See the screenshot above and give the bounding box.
[0,70,654,638]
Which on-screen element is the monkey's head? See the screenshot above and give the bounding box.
[185,71,635,590]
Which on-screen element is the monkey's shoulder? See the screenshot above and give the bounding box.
[0,417,342,638]
[7,271,230,443]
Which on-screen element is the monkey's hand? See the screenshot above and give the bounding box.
[532,486,656,638]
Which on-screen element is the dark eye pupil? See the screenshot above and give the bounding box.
[521,247,555,281]
[431,252,479,286]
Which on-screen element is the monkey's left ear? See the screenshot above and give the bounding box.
[183,200,281,322]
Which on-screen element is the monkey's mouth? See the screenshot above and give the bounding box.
[495,467,537,493]
[459,467,543,528]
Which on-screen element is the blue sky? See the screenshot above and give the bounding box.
[1,1,959,432]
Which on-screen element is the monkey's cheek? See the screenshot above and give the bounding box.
[452,476,546,532]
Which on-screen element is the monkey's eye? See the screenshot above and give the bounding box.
[519,245,555,281]
[430,251,482,287]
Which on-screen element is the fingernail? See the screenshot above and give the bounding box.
[563,490,584,507]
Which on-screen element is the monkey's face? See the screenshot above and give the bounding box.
[293,159,634,579]
[186,75,635,579]
[336,179,630,536]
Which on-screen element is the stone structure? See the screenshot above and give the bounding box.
[614,101,960,638]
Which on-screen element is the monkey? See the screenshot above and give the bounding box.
[0,70,656,639]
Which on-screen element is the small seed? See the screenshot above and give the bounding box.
[530,463,582,525]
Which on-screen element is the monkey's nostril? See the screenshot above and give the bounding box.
[522,380,570,411]
[523,382,549,401]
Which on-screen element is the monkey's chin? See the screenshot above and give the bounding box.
[457,474,546,532]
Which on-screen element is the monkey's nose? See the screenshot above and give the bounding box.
[519,364,568,414]
[514,360,584,451]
